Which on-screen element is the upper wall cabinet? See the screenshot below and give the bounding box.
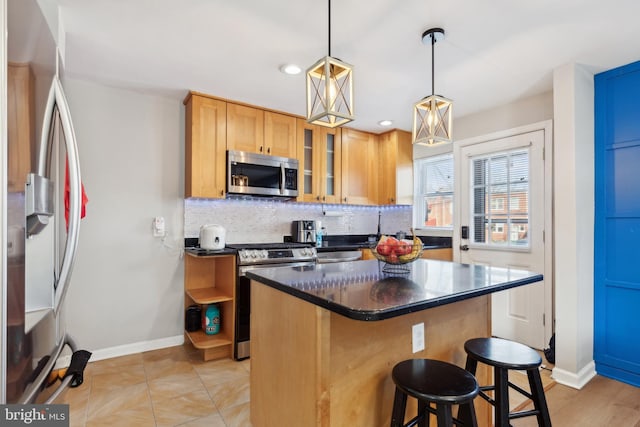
[184,93,227,198]
[7,63,35,192]
[227,103,264,154]
[265,111,297,158]
[378,129,413,205]
[297,119,342,203]
[341,128,377,205]
[227,103,297,158]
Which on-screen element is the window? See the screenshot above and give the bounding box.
[490,197,504,211]
[470,148,529,248]
[510,196,520,211]
[414,154,454,229]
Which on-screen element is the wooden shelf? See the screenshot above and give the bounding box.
[186,288,233,305]
[186,329,232,350]
[183,221,236,361]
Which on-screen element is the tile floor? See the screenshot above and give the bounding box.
[52,344,252,427]
[48,344,554,427]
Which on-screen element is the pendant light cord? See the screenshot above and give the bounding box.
[328,0,331,57]
[431,33,435,96]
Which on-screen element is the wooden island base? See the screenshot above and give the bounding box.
[250,282,492,427]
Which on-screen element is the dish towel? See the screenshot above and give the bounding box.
[64,159,89,229]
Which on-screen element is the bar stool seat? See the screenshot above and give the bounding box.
[391,359,479,427]
[462,337,552,427]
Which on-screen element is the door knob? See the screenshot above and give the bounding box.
[460,244,469,251]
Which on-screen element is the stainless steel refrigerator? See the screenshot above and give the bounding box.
[2,0,88,404]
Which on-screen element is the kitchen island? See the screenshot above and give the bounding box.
[247,259,543,427]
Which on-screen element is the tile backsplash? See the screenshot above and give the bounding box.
[184,198,412,244]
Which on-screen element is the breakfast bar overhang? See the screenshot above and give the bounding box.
[247,259,543,427]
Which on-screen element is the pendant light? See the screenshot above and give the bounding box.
[306,0,354,128]
[412,28,453,146]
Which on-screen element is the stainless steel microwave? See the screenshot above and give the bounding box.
[227,150,299,198]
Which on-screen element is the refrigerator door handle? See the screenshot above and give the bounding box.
[18,334,77,404]
[38,76,82,315]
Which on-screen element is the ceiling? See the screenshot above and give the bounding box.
[10,0,640,133]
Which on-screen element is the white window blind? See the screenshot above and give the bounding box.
[470,149,529,248]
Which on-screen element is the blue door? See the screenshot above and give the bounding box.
[594,60,640,387]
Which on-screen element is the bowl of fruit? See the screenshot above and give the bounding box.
[370,231,423,265]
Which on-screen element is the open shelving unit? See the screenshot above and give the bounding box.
[184,252,236,361]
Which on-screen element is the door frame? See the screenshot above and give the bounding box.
[452,120,554,346]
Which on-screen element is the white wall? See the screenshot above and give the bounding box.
[551,63,596,388]
[62,78,185,358]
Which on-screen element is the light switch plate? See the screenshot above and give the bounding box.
[412,322,425,353]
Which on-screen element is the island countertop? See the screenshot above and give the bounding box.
[246,259,543,321]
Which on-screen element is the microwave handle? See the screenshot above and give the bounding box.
[280,163,285,194]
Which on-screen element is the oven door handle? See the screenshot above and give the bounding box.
[239,261,316,276]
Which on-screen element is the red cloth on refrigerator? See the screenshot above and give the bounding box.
[64,159,88,229]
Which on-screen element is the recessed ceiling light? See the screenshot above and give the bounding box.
[378,120,393,127]
[280,64,302,75]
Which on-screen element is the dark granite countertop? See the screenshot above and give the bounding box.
[247,259,542,321]
[317,234,452,252]
[184,247,237,257]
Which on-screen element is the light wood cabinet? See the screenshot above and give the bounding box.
[296,119,342,203]
[228,104,297,158]
[341,128,377,205]
[378,129,413,205]
[183,90,414,207]
[250,282,491,426]
[184,253,236,361]
[265,111,297,158]
[227,103,264,153]
[7,63,35,192]
[421,248,453,261]
[360,248,377,260]
[184,93,227,198]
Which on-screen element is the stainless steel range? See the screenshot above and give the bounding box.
[227,243,317,360]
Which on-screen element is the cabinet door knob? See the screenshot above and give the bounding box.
[220,190,224,196]
[322,196,326,201]
[316,196,321,201]
[259,146,263,152]
[267,147,271,154]
[343,197,347,202]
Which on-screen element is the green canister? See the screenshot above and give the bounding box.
[203,304,221,335]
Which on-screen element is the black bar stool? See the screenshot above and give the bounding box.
[460,337,552,427]
[390,359,479,427]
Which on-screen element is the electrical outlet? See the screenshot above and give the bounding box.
[412,322,425,353]
[152,216,165,237]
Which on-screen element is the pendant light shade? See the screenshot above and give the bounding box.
[306,0,354,128]
[412,28,452,146]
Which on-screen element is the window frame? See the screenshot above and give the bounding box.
[413,152,454,231]
[468,147,531,250]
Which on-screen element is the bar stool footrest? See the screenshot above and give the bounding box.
[508,381,534,401]
[510,409,542,420]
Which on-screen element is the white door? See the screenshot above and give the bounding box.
[457,128,548,349]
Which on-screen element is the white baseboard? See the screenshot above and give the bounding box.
[54,335,184,369]
[551,360,597,389]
